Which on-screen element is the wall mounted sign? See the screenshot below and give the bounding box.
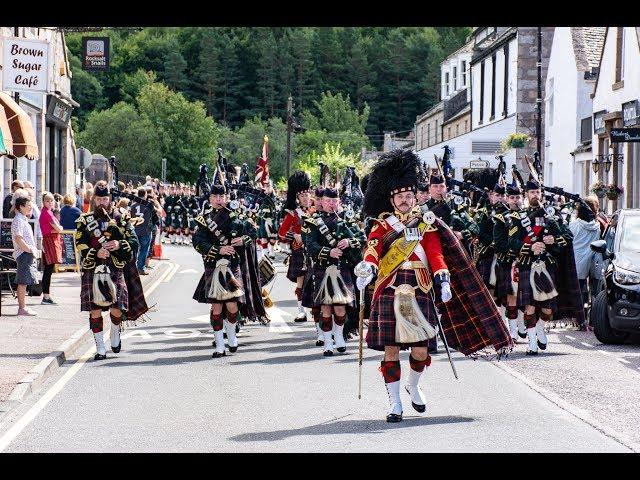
[46,95,73,127]
[2,37,49,92]
[593,110,607,135]
[469,160,489,169]
[610,128,640,143]
[622,100,639,127]
[82,37,110,71]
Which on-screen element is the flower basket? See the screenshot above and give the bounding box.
[590,182,607,198]
[500,133,530,152]
[605,184,623,201]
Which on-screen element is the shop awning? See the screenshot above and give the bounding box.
[0,92,38,160]
[0,102,13,156]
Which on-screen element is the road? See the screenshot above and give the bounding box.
[0,245,635,452]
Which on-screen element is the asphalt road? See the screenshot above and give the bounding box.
[0,245,633,452]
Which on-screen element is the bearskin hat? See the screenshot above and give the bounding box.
[323,187,338,198]
[506,181,522,196]
[285,170,311,210]
[429,173,445,185]
[363,149,420,219]
[314,185,324,197]
[360,174,370,196]
[526,175,541,191]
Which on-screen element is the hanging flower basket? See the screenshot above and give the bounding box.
[590,182,607,198]
[605,184,624,201]
[500,133,530,152]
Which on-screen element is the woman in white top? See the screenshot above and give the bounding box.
[11,195,40,316]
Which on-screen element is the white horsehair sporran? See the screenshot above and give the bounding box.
[392,283,438,343]
[314,265,353,305]
[208,258,244,301]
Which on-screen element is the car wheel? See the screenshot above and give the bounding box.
[591,290,629,345]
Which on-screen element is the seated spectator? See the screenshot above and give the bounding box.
[60,194,82,230]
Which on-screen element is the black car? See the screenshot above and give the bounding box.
[590,209,640,344]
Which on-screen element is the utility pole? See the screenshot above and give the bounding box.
[11,26,20,182]
[286,94,293,179]
[536,27,543,165]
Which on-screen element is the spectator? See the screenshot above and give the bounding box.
[4,180,24,218]
[584,195,608,236]
[75,187,84,210]
[82,183,94,213]
[39,192,63,305]
[116,197,130,210]
[52,193,63,221]
[569,199,604,329]
[60,194,82,230]
[130,188,153,275]
[11,196,39,316]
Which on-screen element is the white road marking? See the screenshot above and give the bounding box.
[267,307,293,333]
[178,268,199,274]
[121,330,153,340]
[597,350,612,356]
[0,260,175,452]
[163,263,181,283]
[580,342,594,348]
[565,335,576,340]
[617,358,631,365]
[163,329,201,338]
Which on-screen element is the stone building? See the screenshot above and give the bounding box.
[0,27,78,207]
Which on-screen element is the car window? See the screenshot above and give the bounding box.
[619,215,640,253]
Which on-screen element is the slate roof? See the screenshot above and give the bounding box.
[571,27,606,71]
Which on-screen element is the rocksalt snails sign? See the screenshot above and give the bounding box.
[1,37,49,93]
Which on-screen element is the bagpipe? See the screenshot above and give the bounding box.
[108,156,160,227]
[339,165,364,218]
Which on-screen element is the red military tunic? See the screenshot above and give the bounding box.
[278,208,304,250]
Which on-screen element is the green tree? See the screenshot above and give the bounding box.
[215,34,244,125]
[302,91,369,135]
[162,49,189,91]
[295,143,363,185]
[196,28,220,116]
[119,69,158,105]
[255,30,279,117]
[68,54,107,131]
[77,102,162,176]
[136,82,219,182]
[287,28,316,111]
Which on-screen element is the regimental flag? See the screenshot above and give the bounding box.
[255,134,270,185]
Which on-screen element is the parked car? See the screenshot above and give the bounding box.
[590,209,640,344]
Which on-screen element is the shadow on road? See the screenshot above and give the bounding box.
[228,415,475,442]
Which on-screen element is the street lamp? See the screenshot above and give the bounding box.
[592,155,600,173]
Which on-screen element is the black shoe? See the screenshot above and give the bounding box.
[111,342,121,354]
[94,353,107,361]
[405,386,426,413]
[525,349,538,356]
[518,330,527,339]
[229,346,238,353]
[212,351,226,358]
[41,297,57,305]
[323,350,334,357]
[537,340,547,350]
[386,413,403,423]
[316,340,325,347]
[294,314,308,323]
[337,346,346,353]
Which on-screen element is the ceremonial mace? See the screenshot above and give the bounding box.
[354,261,373,399]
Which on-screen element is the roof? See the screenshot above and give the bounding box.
[571,27,606,71]
[442,40,474,65]
[416,100,443,123]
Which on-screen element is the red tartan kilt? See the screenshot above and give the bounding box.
[493,262,514,306]
[286,248,306,282]
[193,265,246,305]
[516,262,558,311]
[80,269,128,312]
[366,269,437,352]
[475,255,494,287]
[42,234,63,265]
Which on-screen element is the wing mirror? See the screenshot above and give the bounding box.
[590,240,614,260]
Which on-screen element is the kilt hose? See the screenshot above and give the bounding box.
[475,254,494,288]
[494,262,515,307]
[516,262,558,312]
[311,265,357,308]
[80,269,128,313]
[366,269,437,352]
[193,265,246,306]
[286,248,306,283]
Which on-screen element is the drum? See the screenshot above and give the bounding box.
[259,255,275,287]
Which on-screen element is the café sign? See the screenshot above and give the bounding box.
[622,100,639,127]
[2,38,49,92]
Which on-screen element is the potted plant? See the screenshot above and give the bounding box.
[500,133,530,152]
[591,182,607,198]
[606,184,624,200]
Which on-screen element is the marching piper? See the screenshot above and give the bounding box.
[356,150,511,423]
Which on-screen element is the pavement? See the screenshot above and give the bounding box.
[0,244,637,452]
[0,258,173,407]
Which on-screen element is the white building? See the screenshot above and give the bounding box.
[591,27,640,212]
[0,27,78,206]
[544,27,605,194]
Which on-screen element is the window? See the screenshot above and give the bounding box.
[453,66,457,91]
[445,72,450,96]
[490,53,496,120]
[479,60,485,123]
[503,43,509,115]
[447,126,451,139]
[461,61,467,86]
[615,27,624,83]
[456,124,460,136]
[464,119,468,132]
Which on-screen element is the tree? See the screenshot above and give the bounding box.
[68,54,107,131]
[196,28,220,116]
[287,28,316,111]
[255,30,280,117]
[295,143,363,185]
[77,102,162,176]
[119,69,158,105]
[136,82,219,182]
[302,91,369,135]
[162,49,189,91]
[215,34,244,125]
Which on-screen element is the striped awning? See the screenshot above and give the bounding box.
[0,102,12,156]
[0,92,38,160]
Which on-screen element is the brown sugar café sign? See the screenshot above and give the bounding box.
[2,37,49,92]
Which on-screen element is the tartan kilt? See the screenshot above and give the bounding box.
[366,269,437,352]
[516,262,558,311]
[170,213,182,229]
[80,269,128,312]
[311,264,356,308]
[475,255,494,287]
[301,266,315,308]
[193,265,246,305]
[286,248,306,282]
[42,234,62,265]
[494,262,514,306]
[122,260,150,321]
